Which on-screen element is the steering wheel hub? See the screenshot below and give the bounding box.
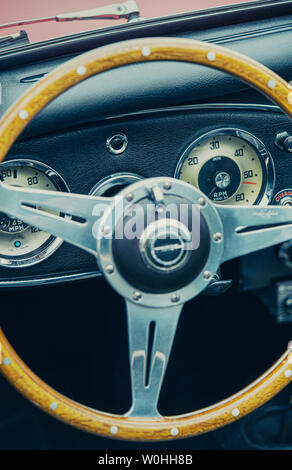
[98,177,223,304]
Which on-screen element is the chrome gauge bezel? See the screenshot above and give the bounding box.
[0,159,69,268]
[89,172,143,197]
[174,128,275,206]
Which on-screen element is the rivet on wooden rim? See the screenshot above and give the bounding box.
[170,427,179,436]
[268,79,276,89]
[77,65,87,76]
[18,110,28,120]
[50,402,58,411]
[110,425,118,434]
[207,51,216,61]
[141,46,151,57]
[232,408,240,417]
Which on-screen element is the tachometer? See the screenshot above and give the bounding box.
[175,128,274,205]
[0,159,69,268]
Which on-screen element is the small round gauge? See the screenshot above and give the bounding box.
[175,128,274,206]
[0,159,69,268]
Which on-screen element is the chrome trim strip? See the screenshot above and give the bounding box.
[105,103,283,121]
[210,23,292,45]
[89,172,143,197]
[0,270,102,288]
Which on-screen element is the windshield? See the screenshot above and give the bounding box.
[1,0,259,46]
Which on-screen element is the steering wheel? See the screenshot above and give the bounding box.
[0,38,291,441]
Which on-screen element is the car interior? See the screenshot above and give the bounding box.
[0,0,291,450]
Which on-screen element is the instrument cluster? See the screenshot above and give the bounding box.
[0,127,278,268]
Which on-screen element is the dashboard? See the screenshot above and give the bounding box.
[0,2,291,289]
[1,103,292,287]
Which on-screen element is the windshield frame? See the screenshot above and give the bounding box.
[0,0,290,66]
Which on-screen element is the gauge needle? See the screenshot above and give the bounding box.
[208,187,217,198]
[243,181,257,185]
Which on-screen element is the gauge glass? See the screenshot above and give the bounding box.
[176,129,273,206]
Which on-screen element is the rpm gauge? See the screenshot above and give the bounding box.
[0,159,69,268]
[175,128,274,205]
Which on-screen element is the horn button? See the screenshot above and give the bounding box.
[139,219,192,272]
[112,195,210,294]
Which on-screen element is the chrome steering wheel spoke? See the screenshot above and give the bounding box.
[125,300,183,417]
[0,183,113,256]
[217,204,292,263]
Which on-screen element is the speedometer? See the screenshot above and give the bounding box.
[175,128,274,205]
[0,159,69,268]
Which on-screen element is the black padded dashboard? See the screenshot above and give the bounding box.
[0,0,292,287]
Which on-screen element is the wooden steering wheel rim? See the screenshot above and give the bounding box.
[0,38,291,441]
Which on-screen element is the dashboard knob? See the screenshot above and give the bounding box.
[274,131,292,153]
